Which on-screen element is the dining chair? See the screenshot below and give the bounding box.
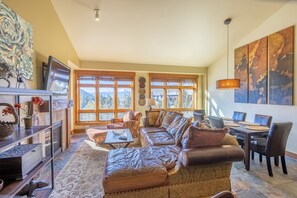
[232,111,246,122]
[250,122,293,177]
[193,112,204,121]
[208,116,225,128]
[254,114,272,127]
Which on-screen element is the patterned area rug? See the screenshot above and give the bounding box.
[49,140,109,198]
[49,137,297,198]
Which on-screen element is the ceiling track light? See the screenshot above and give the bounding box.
[94,9,100,21]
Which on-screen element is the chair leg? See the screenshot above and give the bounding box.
[266,156,273,177]
[251,151,254,160]
[281,156,288,174]
[274,156,279,166]
[259,154,262,163]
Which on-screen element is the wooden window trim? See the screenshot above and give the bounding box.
[74,70,135,125]
[149,73,198,113]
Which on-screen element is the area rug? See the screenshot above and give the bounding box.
[49,140,109,198]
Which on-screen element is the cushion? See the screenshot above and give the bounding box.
[103,146,180,193]
[181,126,228,149]
[198,120,212,129]
[166,116,182,134]
[154,110,167,126]
[123,111,134,122]
[173,118,191,145]
[107,123,125,129]
[191,121,200,127]
[140,127,166,134]
[161,111,182,128]
[146,131,175,146]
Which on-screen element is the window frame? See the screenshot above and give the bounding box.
[149,73,198,114]
[75,70,135,125]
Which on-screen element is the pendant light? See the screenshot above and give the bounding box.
[216,18,240,89]
[94,9,100,21]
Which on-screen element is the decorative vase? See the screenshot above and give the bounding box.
[23,117,33,129]
[0,103,19,140]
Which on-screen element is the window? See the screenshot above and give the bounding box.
[75,71,135,124]
[149,73,198,117]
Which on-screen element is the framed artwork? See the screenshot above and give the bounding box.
[268,26,294,105]
[248,37,268,104]
[234,45,249,103]
[0,2,33,80]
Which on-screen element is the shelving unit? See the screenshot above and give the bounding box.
[0,87,54,198]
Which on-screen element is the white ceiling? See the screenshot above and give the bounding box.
[51,0,289,67]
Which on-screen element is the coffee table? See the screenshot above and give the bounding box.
[104,129,134,149]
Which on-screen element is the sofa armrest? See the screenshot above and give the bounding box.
[180,145,244,167]
[123,120,139,127]
[111,118,123,123]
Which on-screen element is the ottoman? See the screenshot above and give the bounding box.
[86,126,108,144]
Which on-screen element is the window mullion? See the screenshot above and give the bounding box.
[96,77,99,122]
[114,79,118,118]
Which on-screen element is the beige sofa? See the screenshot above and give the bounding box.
[102,110,245,198]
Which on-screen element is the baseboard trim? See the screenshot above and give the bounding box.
[286,151,297,159]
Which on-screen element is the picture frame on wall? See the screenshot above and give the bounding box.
[234,45,249,103]
[268,26,294,105]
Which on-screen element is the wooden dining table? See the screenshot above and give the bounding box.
[227,123,270,170]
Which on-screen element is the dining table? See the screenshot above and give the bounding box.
[224,121,270,171]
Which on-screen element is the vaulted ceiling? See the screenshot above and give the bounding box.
[51,0,288,67]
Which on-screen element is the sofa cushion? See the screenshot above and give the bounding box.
[123,111,134,122]
[173,117,191,145]
[154,110,167,126]
[146,131,175,146]
[140,127,166,134]
[107,123,124,129]
[181,126,228,149]
[166,116,182,134]
[103,146,180,193]
[179,145,244,167]
[161,111,182,128]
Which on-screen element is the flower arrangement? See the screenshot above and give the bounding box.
[2,97,44,118]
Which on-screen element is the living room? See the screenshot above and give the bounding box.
[0,0,297,197]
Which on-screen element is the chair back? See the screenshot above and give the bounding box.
[208,116,225,128]
[193,112,204,121]
[266,122,293,156]
[232,111,246,122]
[194,109,206,116]
[254,114,272,127]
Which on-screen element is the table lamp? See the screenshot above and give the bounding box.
[146,98,156,111]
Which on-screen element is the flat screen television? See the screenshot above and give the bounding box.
[44,56,71,96]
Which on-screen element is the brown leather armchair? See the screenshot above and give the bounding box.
[107,111,142,138]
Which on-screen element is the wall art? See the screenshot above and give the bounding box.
[268,26,294,105]
[0,2,33,81]
[234,45,249,103]
[248,37,268,104]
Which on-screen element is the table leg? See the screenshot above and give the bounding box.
[124,143,131,148]
[108,144,116,149]
[244,134,251,170]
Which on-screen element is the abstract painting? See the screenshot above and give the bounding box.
[234,45,249,103]
[268,26,294,105]
[0,2,33,80]
[248,37,267,104]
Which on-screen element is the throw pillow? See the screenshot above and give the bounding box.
[123,111,134,122]
[154,110,167,127]
[199,120,211,129]
[166,116,182,134]
[191,121,200,127]
[181,126,228,149]
[161,111,182,128]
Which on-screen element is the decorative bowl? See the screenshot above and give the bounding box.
[112,129,125,136]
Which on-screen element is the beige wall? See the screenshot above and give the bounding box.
[2,0,80,90]
[207,1,297,154]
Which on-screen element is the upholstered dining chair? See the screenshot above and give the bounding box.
[193,111,204,121]
[208,116,225,128]
[232,111,246,122]
[254,114,272,127]
[250,122,293,177]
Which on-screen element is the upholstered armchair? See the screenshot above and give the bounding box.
[107,111,143,138]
